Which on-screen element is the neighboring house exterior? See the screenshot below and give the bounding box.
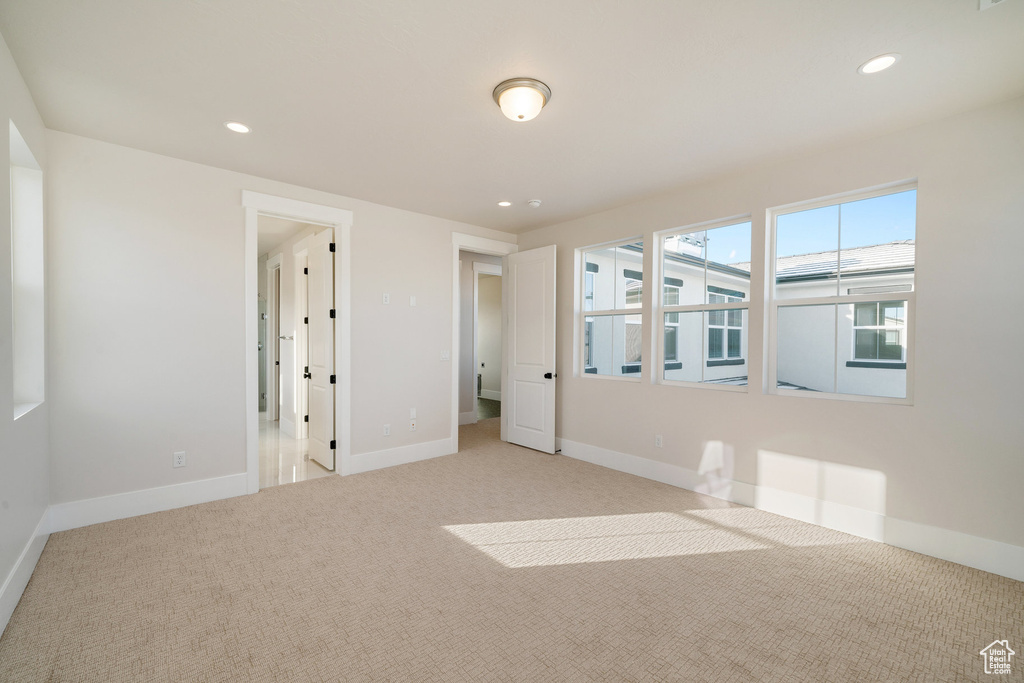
[773,240,914,398]
[582,240,913,399]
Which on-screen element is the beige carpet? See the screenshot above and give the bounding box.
[1,419,1020,682]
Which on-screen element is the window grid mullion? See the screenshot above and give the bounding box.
[662,302,750,314]
[775,292,914,308]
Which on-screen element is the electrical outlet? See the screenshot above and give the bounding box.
[655,435,663,448]
[410,419,417,432]
[383,292,390,304]
[383,424,391,436]
[173,451,186,468]
[441,350,451,361]
[409,295,417,307]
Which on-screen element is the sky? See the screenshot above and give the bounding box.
[665,221,752,265]
[659,189,916,267]
[776,189,917,259]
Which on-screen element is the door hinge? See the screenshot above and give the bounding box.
[304,415,309,422]
[330,375,336,384]
[304,316,308,324]
[329,243,336,252]
[329,309,336,318]
[330,439,336,450]
[304,267,308,274]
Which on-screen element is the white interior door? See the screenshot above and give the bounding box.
[504,245,556,453]
[307,228,335,470]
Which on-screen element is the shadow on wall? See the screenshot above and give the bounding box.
[694,440,735,501]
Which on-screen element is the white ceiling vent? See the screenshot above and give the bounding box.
[979,0,1010,10]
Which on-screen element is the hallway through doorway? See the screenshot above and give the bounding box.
[259,412,332,488]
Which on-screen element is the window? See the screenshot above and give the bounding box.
[583,267,596,369]
[707,288,744,361]
[663,281,681,363]
[10,121,45,418]
[770,186,916,400]
[658,219,751,386]
[584,268,595,310]
[853,301,905,362]
[578,240,644,377]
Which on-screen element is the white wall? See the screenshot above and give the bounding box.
[0,31,49,630]
[457,252,501,417]
[47,131,513,505]
[518,96,1024,555]
[477,275,501,397]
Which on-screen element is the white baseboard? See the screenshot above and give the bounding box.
[559,438,753,506]
[459,411,477,425]
[348,437,454,475]
[559,438,1023,582]
[47,473,249,534]
[885,517,1024,582]
[0,510,50,635]
[753,486,886,542]
[478,390,501,401]
[280,417,296,439]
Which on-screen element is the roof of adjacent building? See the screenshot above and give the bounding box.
[731,240,915,280]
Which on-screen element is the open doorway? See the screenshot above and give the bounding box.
[475,267,502,421]
[256,217,332,488]
[457,251,501,426]
[450,233,516,454]
[244,192,353,493]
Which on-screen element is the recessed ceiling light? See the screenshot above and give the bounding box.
[225,121,251,133]
[858,54,900,75]
[497,201,512,207]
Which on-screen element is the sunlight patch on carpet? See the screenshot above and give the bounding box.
[444,510,868,568]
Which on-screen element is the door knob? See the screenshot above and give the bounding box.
[544,372,557,379]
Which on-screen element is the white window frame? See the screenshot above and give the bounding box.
[654,215,752,392]
[576,237,644,382]
[766,181,916,405]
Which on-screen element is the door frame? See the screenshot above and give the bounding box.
[244,191,353,493]
[451,234,517,454]
[473,262,502,419]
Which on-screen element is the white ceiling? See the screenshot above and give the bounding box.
[2,1,1022,234]
[257,215,312,257]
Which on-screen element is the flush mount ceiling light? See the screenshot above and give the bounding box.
[497,201,512,207]
[224,121,251,133]
[492,78,551,122]
[858,53,901,75]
